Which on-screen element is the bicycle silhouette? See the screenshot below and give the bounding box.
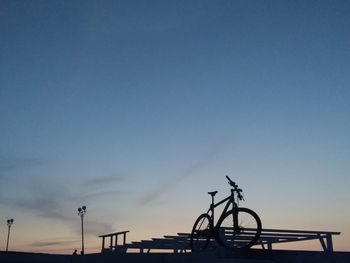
[190,176,262,251]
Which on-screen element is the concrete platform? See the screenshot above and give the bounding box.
[1,249,350,263]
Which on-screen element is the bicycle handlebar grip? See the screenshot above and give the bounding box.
[226,175,236,186]
[226,175,233,183]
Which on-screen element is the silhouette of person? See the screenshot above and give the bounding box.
[70,250,78,263]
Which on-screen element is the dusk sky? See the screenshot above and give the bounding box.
[1,0,349,253]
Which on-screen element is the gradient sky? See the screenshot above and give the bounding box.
[1,0,349,254]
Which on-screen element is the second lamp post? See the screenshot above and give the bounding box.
[6,218,14,252]
[77,206,87,255]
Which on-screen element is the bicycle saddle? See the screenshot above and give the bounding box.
[208,191,218,197]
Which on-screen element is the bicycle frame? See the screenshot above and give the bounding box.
[207,189,239,231]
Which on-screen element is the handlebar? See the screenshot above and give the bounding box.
[225,175,236,187]
[226,175,244,201]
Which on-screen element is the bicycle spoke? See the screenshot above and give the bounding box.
[190,214,211,251]
[217,208,261,249]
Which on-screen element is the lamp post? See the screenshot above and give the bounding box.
[77,206,87,255]
[6,219,14,252]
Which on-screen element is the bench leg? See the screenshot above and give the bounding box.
[326,234,333,252]
[319,234,334,252]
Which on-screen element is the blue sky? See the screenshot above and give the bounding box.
[1,0,349,253]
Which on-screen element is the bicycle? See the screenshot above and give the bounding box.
[190,176,262,251]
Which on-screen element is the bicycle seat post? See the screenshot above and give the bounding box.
[208,191,218,209]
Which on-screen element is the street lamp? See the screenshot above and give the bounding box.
[77,206,87,255]
[6,219,14,252]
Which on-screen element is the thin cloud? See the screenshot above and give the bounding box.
[12,196,67,220]
[72,173,126,202]
[139,138,233,205]
[83,174,124,187]
[1,174,124,222]
[85,220,115,236]
[70,189,122,201]
[5,193,116,237]
[0,173,72,220]
[30,238,79,247]
[0,156,44,178]
[0,158,119,242]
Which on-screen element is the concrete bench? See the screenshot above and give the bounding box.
[99,228,340,253]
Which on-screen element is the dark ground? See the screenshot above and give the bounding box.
[1,249,350,263]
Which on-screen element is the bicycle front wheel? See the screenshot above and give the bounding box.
[217,207,261,249]
[190,213,212,252]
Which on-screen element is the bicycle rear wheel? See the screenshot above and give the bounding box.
[217,207,261,249]
[190,213,212,251]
